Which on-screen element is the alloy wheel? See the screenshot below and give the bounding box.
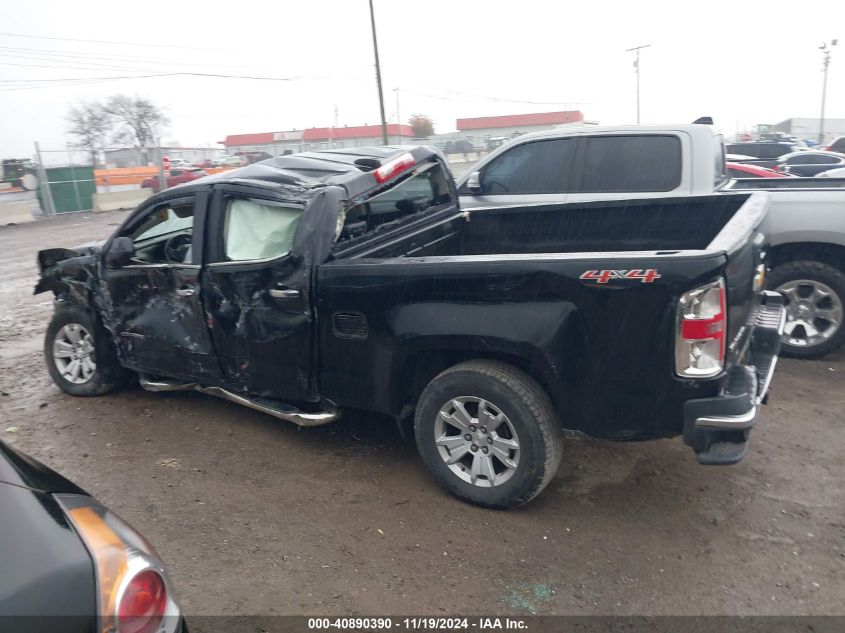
[776,279,843,349]
[53,323,97,384]
[434,396,520,488]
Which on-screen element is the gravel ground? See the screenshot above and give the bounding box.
[1,211,843,616]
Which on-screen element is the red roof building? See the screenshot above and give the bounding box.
[221,124,416,155]
[221,132,280,146]
[303,124,414,141]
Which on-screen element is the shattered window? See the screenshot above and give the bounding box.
[129,203,194,264]
[224,198,303,261]
[339,162,452,241]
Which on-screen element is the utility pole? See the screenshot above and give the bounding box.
[819,39,838,145]
[626,44,651,124]
[368,0,389,145]
[394,87,401,127]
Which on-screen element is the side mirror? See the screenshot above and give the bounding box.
[467,171,482,194]
[105,236,135,268]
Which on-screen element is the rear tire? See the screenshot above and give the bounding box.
[44,306,126,396]
[769,261,845,359]
[414,360,562,509]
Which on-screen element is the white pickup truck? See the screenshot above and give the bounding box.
[457,123,845,358]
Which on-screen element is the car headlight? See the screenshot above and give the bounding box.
[55,494,181,633]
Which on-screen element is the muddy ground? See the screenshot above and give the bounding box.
[1,211,843,616]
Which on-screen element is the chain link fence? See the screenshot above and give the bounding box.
[8,140,489,220]
[27,145,229,216]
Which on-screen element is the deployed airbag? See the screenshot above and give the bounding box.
[225,198,302,261]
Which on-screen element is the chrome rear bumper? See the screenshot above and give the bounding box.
[683,291,786,465]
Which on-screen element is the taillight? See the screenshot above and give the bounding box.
[676,278,726,378]
[771,164,782,172]
[374,152,415,183]
[55,494,181,633]
[119,570,168,633]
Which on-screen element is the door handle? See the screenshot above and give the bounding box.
[175,287,196,297]
[269,287,300,299]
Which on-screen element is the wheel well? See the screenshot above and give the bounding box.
[399,349,556,411]
[54,299,102,327]
[770,242,845,271]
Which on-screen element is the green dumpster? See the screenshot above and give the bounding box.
[40,166,96,213]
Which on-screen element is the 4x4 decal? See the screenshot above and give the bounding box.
[579,269,662,284]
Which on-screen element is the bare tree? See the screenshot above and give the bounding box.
[66,101,111,166]
[408,114,435,138]
[105,95,168,148]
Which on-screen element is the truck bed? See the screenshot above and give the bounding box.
[344,194,755,259]
[319,192,769,439]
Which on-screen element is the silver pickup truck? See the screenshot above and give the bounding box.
[457,123,845,358]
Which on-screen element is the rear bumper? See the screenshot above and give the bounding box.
[682,291,786,465]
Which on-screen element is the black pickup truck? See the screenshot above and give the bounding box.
[35,146,786,508]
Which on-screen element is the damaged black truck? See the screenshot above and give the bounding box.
[35,146,786,508]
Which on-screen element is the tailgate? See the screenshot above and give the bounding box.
[708,192,770,365]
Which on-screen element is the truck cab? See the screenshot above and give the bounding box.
[458,124,728,208]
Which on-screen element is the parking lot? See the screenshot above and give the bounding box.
[1,211,843,616]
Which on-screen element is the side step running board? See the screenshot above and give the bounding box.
[139,377,339,427]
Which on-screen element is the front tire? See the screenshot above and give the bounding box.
[45,306,125,396]
[414,360,563,509]
[770,261,845,359]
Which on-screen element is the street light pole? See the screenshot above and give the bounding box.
[368,0,389,145]
[626,44,651,124]
[819,39,838,145]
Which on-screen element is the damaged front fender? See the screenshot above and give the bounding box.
[34,247,100,299]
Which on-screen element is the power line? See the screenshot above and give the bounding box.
[0,30,220,51]
[0,48,310,76]
[0,73,175,91]
[182,71,319,81]
[0,49,182,72]
[342,75,587,107]
[0,79,142,91]
[0,74,163,83]
[0,70,326,91]
[0,69,319,82]
[0,45,266,70]
[0,56,155,74]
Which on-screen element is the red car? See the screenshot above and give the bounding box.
[725,162,790,179]
[141,168,207,193]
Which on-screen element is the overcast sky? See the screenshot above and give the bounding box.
[2,0,843,157]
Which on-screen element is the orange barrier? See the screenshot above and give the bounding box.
[95,167,158,187]
[95,166,237,186]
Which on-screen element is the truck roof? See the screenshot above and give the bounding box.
[193,145,439,193]
[518,122,723,144]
